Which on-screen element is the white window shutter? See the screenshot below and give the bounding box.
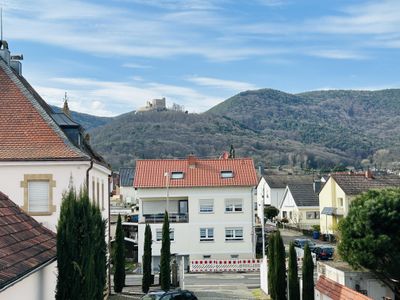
[28,181,49,212]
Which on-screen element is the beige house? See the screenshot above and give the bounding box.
[319,171,400,234]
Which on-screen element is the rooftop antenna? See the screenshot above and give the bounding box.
[1,7,3,41]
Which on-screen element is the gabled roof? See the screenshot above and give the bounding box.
[0,191,56,290]
[316,275,372,300]
[134,156,257,188]
[286,183,319,207]
[0,56,108,166]
[119,167,134,187]
[263,175,314,188]
[331,173,400,195]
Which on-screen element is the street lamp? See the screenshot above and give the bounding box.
[164,172,170,213]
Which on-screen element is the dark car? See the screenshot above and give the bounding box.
[293,238,316,250]
[141,289,198,300]
[312,245,334,260]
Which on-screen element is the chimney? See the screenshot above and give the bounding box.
[220,151,229,160]
[365,169,373,179]
[313,180,321,194]
[188,154,196,168]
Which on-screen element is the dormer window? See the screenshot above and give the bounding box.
[221,171,234,178]
[171,171,184,179]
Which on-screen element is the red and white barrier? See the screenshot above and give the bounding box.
[190,259,262,273]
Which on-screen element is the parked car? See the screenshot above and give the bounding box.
[312,245,335,260]
[293,238,316,250]
[141,289,198,300]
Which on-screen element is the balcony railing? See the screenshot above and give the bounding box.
[141,213,189,223]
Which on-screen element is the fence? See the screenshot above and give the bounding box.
[190,259,262,273]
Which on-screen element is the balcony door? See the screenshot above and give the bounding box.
[179,200,188,214]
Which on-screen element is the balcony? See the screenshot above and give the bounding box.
[141,213,189,223]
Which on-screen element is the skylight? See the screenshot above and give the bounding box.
[221,171,234,178]
[171,171,184,179]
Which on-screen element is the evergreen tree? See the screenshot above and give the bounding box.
[56,187,106,300]
[302,244,314,300]
[160,211,171,291]
[288,243,300,300]
[274,231,286,300]
[142,224,153,293]
[268,233,276,299]
[114,214,126,293]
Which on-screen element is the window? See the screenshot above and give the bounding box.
[337,197,344,207]
[200,228,214,241]
[96,179,100,207]
[156,228,175,241]
[28,181,49,213]
[221,170,234,178]
[171,172,184,179]
[92,177,96,204]
[306,211,320,219]
[203,255,211,259]
[20,174,56,215]
[282,211,287,218]
[225,199,243,212]
[225,227,243,241]
[199,199,214,213]
[289,211,293,219]
[231,254,239,259]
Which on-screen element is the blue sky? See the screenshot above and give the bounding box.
[2,0,400,116]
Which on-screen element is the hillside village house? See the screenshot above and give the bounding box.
[256,175,313,222]
[134,155,258,270]
[0,40,111,232]
[319,171,400,235]
[278,182,320,229]
[119,167,136,205]
[0,191,57,300]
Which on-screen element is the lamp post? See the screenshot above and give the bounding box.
[164,172,170,213]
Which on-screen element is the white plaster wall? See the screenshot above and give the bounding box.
[0,161,110,232]
[137,186,254,263]
[256,178,266,219]
[0,261,57,300]
[120,186,136,204]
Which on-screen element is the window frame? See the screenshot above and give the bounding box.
[156,228,175,242]
[199,199,214,213]
[225,227,244,241]
[200,227,214,242]
[221,170,234,178]
[225,199,243,213]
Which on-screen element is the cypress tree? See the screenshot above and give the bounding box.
[268,233,276,299]
[56,187,106,300]
[160,211,171,291]
[274,231,286,300]
[114,214,126,293]
[142,224,153,293]
[302,244,314,300]
[288,242,300,300]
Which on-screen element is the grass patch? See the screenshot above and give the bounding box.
[252,288,270,300]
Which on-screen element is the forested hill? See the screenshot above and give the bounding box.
[84,88,400,170]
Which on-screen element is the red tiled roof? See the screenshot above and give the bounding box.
[134,156,258,188]
[0,191,56,289]
[315,276,372,300]
[0,59,86,161]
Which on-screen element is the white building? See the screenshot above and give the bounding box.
[0,41,111,232]
[119,167,136,205]
[134,155,258,271]
[0,191,57,300]
[279,183,320,229]
[256,175,314,222]
[316,261,394,300]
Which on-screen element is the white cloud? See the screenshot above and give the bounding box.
[308,49,368,60]
[187,76,257,92]
[122,63,152,69]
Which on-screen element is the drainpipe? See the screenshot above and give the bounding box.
[251,186,256,258]
[86,159,94,193]
[108,173,111,296]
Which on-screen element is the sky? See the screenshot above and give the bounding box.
[1,0,400,116]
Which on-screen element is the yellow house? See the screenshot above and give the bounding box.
[319,171,400,234]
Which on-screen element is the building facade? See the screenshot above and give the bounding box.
[134,155,258,271]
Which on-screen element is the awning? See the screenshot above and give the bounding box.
[321,207,337,216]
